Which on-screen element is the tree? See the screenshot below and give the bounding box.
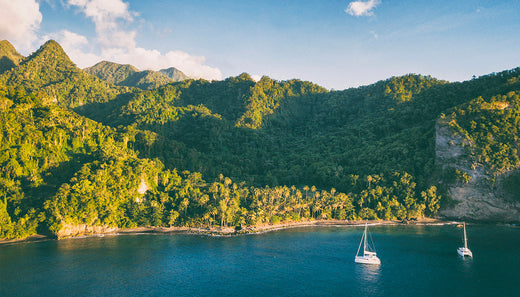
[168,210,180,226]
[421,186,440,216]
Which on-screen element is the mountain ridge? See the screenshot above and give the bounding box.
[0,40,130,108]
[85,61,189,90]
[1,39,519,241]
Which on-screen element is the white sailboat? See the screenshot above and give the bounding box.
[457,222,473,257]
[355,223,381,265]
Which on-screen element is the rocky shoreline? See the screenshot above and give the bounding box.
[0,218,453,245]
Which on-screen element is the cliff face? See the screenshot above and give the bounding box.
[57,224,118,239]
[436,120,520,222]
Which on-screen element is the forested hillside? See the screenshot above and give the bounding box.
[435,72,520,220]
[1,40,519,240]
[445,78,520,178]
[92,69,520,194]
[0,83,440,239]
[0,40,131,108]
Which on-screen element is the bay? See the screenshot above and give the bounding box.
[1,224,518,297]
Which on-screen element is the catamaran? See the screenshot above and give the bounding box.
[355,223,381,265]
[457,222,473,257]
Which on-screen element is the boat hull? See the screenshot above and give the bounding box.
[457,247,473,257]
[355,255,381,265]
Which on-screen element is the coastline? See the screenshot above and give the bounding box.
[0,217,451,245]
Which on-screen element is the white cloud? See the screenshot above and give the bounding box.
[68,0,134,21]
[100,46,222,80]
[345,0,381,17]
[67,0,135,48]
[65,0,221,80]
[0,0,42,52]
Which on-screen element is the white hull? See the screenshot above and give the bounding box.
[355,255,381,265]
[457,247,473,257]
[354,224,381,265]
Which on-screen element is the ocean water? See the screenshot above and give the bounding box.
[0,224,518,297]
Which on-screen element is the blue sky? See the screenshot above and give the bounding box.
[1,0,519,89]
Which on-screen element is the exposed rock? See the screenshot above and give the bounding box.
[57,224,117,239]
[436,120,520,222]
[138,177,148,195]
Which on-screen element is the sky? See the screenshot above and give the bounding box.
[0,0,519,90]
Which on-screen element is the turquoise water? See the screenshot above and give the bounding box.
[1,224,518,296]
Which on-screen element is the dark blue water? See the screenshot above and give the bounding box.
[1,224,518,297]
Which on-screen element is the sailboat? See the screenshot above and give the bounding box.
[355,223,381,265]
[457,222,473,257]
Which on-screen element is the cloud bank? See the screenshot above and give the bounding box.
[67,0,137,49]
[0,0,42,52]
[345,0,381,17]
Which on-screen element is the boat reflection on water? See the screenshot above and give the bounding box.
[355,262,382,296]
[355,262,381,282]
[460,253,474,272]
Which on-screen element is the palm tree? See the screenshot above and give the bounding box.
[296,189,303,217]
[303,185,310,201]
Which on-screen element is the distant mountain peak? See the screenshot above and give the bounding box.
[236,72,254,81]
[0,40,18,53]
[38,39,68,56]
[85,60,175,90]
[0,39,125,108]
[158,67,189,81]
[89,61,139,73]
[23,39,75,68]
[42,39,61,48]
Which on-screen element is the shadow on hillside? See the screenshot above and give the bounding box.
[21,152,96,210]
[73,92,135,126]
[0,56,18,74]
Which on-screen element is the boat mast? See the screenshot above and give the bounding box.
[355,224,365,257]
[463,222,468,249]
[363,223,368,253]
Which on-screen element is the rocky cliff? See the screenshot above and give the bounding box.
[436,118,520,222]
[57,223,118,239]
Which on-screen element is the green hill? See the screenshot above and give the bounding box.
[0,40,24,74]
[0,40,130,108]
[0,82,372,240]
[120,69,173,90]
[84,61,139,85]
[95,73,449,189]
[89,68,520,222]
